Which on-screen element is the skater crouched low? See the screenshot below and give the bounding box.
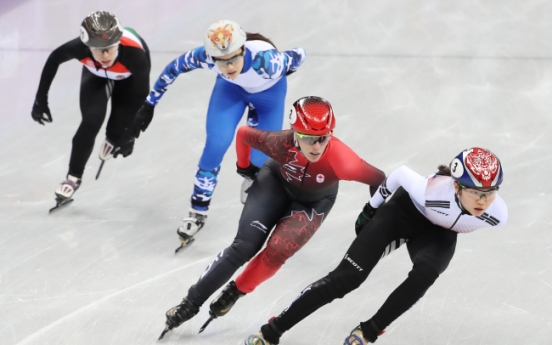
[158,96,386,339]
[30,11,151,211]
[245,147,508,344]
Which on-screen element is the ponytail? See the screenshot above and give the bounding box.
[246,32,277,49]
[435,164,451,176]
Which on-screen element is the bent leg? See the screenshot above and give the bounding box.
[186,165,289,306]
[191,78,246,211]
[269,201,407,334]
[105,76,144,143]
[367,228,458,333]
[69,67,108,177]
[236,194,335,293]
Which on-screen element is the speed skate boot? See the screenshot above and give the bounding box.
[244,318,283,345]
[344,320,385,345]
[95,138,114,179]
[344,325,369,345]
[240,178,253,204]
[158,297,200,340]
[175,211,208,253]
[50,174,81,213]
[99,138,115,160]
[198,281,246,332]
[244,333,272,345]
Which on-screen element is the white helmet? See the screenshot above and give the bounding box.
[204,20,246,57]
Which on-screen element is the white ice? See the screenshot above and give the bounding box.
[1,1,551,344]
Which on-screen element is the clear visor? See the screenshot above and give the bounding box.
[459,184,499,200]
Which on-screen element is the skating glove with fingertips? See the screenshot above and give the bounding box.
[31,95,52,125]
[355,202,377,235]
[236,163,260,180]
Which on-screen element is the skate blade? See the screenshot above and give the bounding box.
[198,315,215,333]
[49,198,74,214]
[158,324,171,340]
[174,237,195,254]
[95,160,105,180]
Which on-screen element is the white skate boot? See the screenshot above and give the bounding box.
[96,138,114,180]
[99,138,115,160]
[55,174,81,200]
[240,178,253,204]
[50,174,81,213]
[175,211,208,253]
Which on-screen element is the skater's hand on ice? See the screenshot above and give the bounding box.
[355,202,377,235]
[31,96,52,125]
[130,102,155,138]
[237,163,260,180]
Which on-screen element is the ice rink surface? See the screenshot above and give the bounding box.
[1,0,551,344]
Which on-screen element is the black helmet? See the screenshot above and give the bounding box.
[80,11,123,48]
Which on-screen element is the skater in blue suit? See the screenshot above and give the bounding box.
[117,20,306,248]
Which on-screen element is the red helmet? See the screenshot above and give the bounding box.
[289,96,336,135]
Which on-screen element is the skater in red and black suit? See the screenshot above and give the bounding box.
[31,11,150,208]
[245,147,508,345]
[157,96,386,339]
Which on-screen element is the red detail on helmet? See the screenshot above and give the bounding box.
[102,33,109,40]
[465,148,500,187]
[290,96,335,135]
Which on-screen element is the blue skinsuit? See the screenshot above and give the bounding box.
[146,40,306,211]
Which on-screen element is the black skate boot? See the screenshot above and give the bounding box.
[175,212,207,253]
[158,297,200,340]
[198,281,246,333]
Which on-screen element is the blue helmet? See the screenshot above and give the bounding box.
[450,147,503,188]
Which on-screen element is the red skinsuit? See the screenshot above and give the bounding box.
[234,126,385,292]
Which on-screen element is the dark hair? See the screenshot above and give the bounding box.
[435,164,451,176]
[246,32,277,49]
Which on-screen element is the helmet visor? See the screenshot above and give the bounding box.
[295,132,333,145]
[458,183,499,200]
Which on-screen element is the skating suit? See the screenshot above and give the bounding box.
[145,40,306,170]
[270,166,509,340]
[35,28,151,177]
[186,127,385,306]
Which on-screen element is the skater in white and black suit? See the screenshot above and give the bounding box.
[245,147,508,345]
[31,11,150,208]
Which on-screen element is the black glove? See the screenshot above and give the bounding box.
[112,130,135,158]
[31,95,52,125]
[237,163,260,180]
[130,102,155,138]
[355,202,377,235]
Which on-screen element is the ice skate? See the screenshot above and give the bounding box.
[344,323,385,345]
[175,211,208,253]
[96,138,114,179]
[158,297,200,340]
[50,174,81,213]
[344,325,368,345]
[244,333,272,345]
[240,178,253,204]
[199,280,246,333]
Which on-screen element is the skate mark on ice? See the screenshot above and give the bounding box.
[13,256,211,345]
